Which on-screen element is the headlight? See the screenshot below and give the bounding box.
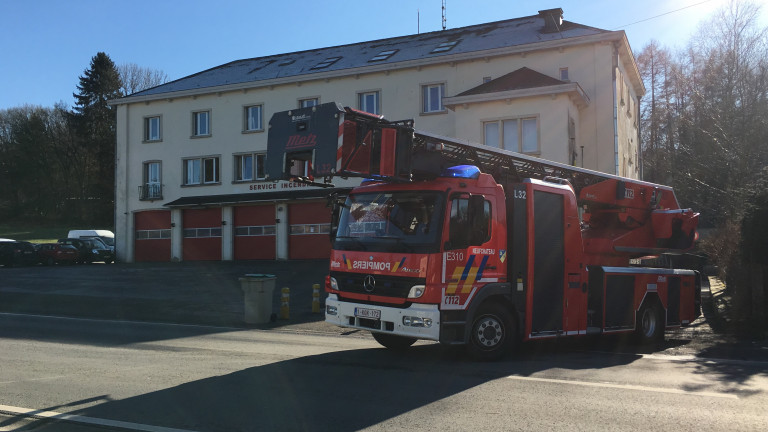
[92,249,99,254]
[403,316,432,327]
[329,277,339,291]
[326,305,338,316]
[407,285,425,299]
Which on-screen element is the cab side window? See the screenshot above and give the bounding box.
[448,196,491,249]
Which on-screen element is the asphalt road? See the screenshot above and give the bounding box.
[1,313,767,432]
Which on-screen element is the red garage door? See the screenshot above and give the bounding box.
[289,201,332,259]
[183,208,222,261]
[134,210,171,262]
[233,205,276,260]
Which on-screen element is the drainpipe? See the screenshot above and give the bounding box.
[612,42,620,175]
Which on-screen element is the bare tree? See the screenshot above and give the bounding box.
[117,63,169,96]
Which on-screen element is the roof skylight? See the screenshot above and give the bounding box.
[431,40,459,54]
[369,49,398,62]
[311,57,342,70]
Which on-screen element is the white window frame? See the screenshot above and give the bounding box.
[183,156,219,186]
[192,110,211,137]
[299,97,319,108]
[234,152,266,182]
[142,161,162,200]
[421,83,446,114]
[358,90,380,115]
[144,115,162,142]
[483,116,540,155]
[244,105,263,132]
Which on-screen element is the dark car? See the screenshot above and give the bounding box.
[37,243,80,265]
[58,238,114,264]
[0,241,39,267]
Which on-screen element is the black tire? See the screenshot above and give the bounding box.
[467,303,516,361]
[636,303,665,344]
[105,258,113,264]
[372,332,417,350]
[46,257,55,266]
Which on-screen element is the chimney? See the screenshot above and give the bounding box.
[539,8,564,33]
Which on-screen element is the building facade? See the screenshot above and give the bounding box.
[111,8,644,263]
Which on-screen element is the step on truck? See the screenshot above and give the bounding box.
[266,102,701,360]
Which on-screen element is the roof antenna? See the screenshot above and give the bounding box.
[442,0,447,30]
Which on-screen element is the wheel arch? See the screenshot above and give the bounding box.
[462,283,520,344]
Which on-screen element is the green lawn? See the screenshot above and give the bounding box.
[0,224,73,243]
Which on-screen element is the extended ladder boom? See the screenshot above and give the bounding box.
[266,103,698,253]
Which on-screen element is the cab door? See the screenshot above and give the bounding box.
[441,193,503,310]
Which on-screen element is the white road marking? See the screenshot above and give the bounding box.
[0,404,197,432]
[505,375,739,399]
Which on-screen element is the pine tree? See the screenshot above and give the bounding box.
[72,52,123,224]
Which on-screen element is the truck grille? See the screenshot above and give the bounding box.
[330,271,425,299]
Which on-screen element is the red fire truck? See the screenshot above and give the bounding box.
[267,102,701,360]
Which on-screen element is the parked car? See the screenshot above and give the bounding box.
[37,243,80,265]
[58,238,114,264]
[0,241,39,267]
[67,229,115,251]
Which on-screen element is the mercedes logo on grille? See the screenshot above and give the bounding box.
[363,275,376,293]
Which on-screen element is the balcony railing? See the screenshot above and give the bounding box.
[139,183,162,201]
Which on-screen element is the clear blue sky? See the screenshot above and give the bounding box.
[1,0,765,110]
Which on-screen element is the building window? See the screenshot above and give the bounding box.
[144,116,161,142]
[290,224,331,235]
[244,105,263,132]
[311,57,341,70]
[422,83,445,113]
[299,98,319,108]
[183,228,222,238]
[136,229,171,240]
[358,91,380,115]
[369,49,398,62]
[560,67,569,81]
[183,156,219,185]
[234,153,266,182]
[235,225,276,236]
[192,110,210,137]
[484,117,539,154]
[141,161,162,200]
[431,40,459,53]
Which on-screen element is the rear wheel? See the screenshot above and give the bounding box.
[467,303,516,361]
[372,332,417,350]
[636,303,665,344]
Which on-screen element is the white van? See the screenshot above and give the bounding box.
[67,230,115,249]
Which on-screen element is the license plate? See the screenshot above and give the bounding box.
[354,307,381,320]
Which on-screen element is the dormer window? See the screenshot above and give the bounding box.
[311,57,341,70]
[431,40,459,53]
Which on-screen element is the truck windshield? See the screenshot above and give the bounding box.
[334,191,444,253]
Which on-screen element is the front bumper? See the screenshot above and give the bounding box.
[325,294,441,341]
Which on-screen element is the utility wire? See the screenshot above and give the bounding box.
[611,0,714,30]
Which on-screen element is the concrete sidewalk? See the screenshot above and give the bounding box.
[0,260,343,334]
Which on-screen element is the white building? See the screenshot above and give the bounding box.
[111,8,643,263]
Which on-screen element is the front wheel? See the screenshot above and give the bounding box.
[636,303,665,344]
[372,332,417,350]
[467,303,516,361]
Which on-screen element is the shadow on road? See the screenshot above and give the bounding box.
[6,343,642,432]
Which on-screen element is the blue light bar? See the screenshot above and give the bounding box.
[441,165,481,179]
